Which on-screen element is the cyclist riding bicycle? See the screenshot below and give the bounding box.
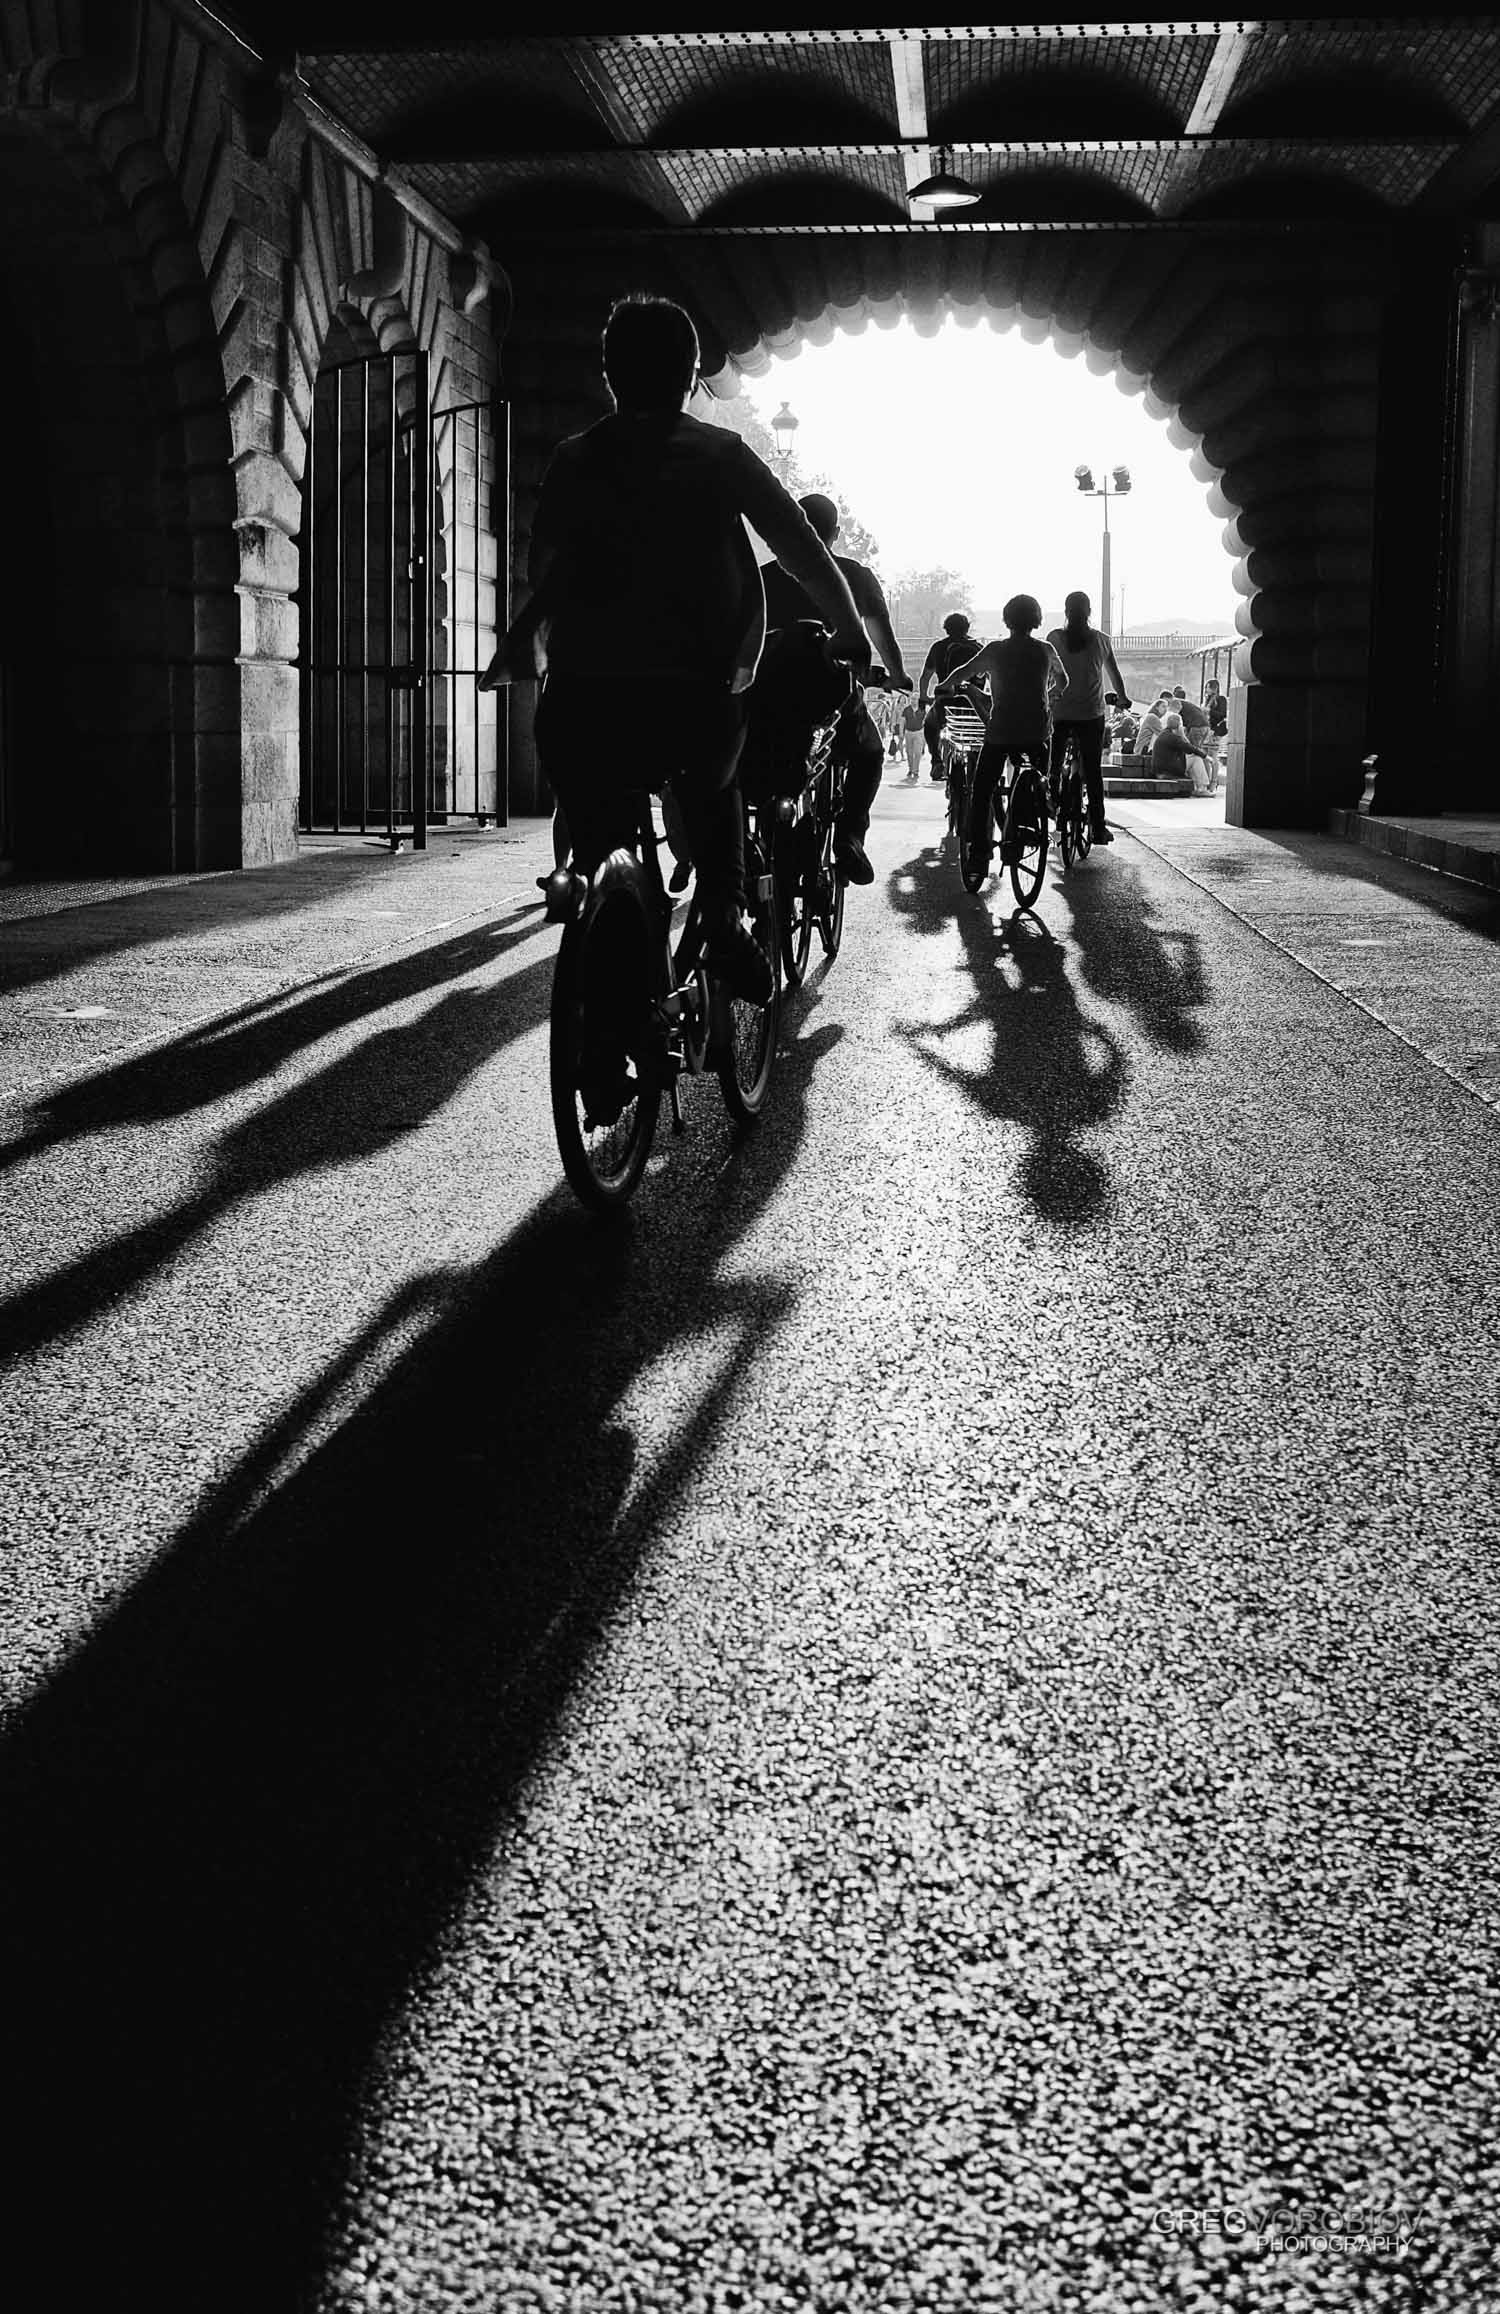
[1045,591,1130,848]
[761,491,911,886]
[936,594,1065,877]
[918,613,987,780]
[481,297,870,1028]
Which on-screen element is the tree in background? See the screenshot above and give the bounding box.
[887,566,975,646]
[696,392,881,571]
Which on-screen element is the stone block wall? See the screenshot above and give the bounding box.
[0,0,503,872]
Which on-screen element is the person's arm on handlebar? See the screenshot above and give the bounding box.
[850,567,911,689]
[736,450,871,675]
[934,643,995,700]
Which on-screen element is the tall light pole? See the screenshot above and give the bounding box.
[1072,464,1132,637]
[771,400,800,479]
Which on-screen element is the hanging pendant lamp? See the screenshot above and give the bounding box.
[907,146,981,211]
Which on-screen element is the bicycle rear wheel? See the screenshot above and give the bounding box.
[1058,769,1078,870]
[1008,764,1049,908]
[717,852,781,1123]
[550,876,662,1211]
[1074,778,1094,861]
[775,814,815,990]
[816,857,846,959]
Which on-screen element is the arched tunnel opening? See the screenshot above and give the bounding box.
[716,304,1251,711]
[500,229,1390,833]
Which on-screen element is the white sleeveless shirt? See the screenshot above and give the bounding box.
[1046,629,1111,722]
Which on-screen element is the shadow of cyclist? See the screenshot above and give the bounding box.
[1060,851,1209,1056]
[884,844,1124,1226]
[0,1005,843,2312]
[0,908,551,1184]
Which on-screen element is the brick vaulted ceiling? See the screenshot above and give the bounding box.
[224,12,1500,258]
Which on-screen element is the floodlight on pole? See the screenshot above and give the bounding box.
[1072,462,1132,637]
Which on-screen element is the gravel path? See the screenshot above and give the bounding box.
[2,791,1497,2311]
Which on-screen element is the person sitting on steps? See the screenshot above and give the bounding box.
[761,491,911,888]
[935,594,1065,874]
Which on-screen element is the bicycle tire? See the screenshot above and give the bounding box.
[1058,773,1078,871]
[776,817,815,990]
[816,856,846,960]
[549,872,662,1212]
[946,758,968,849]
[1008,764,1049,908]
[1074,780,1094,861]
[959,765,991,894]
[716,852,780,1123]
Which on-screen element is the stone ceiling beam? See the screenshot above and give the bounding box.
[1183,27,1256,137]
[889,37,932,224]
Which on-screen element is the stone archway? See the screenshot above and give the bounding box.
[732,300,1259,669]
[501,225,1389,827]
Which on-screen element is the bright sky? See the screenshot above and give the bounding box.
[736,316,1239,633]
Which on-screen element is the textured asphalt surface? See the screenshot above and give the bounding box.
[2,791,1498,2312]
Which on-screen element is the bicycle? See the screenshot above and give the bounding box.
[767,690,849,992]
[548,783,780,1212]
[940,696,988,857]
[959,740,1049,908]
[1048,726,1093,871]
[751,628,896,993]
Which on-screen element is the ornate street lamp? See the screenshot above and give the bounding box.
[1073,463,1132,637]
[770,400,800,474]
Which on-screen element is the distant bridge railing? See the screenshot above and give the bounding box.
[1115,632,1228,653]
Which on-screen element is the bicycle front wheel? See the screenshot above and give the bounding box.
[959,767,991,894]
[550,878,662,1211]
[717,858,781,1124]
[1009,765,1050,908]
[946,759,968,848]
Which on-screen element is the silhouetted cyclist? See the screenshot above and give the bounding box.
[937,594,1065,875]
[1045,591,1130,847]
[481,296,869,1000]
[918,613,985,780]
[761,491,912,886]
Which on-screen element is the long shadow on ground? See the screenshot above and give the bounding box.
[0,1006,839,2309]
[885,833,1206,1225]
[0,843,524,999]
[0,915,554,1366]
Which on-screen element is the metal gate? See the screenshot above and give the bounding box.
[429,394,508,829]
[300,351,508,846]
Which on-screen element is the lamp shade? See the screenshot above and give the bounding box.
[907,148,980,210]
